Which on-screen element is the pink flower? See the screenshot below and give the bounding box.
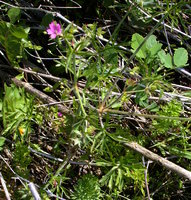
[57,112,63,118]
[47,21,62,39]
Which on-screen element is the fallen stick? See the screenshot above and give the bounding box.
[123,141,191,181]
[0,172,11,200]
[0,69,70,115]
[12,77,71,115]
[28,182,41,200]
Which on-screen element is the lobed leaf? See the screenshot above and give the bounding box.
[174,48,188,67]
[8,8,21,24]
[158,50,173,68]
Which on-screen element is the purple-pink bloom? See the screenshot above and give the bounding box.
[47,21,62,39]
[57,112,63,118]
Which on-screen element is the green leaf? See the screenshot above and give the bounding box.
[0,23,30,64]
[103,0,114,7]
[10,26,29,39]
[41,13,54,27]
[168,146,191,160]
[0,21,7,45]
[146,35,162,57]
[146,35,158,49]
[43,86,52,92]
[158,50,173,68]
[8,8,21,24]
[0,137,5,147]
[131,33,147,58]
[0,101,2,114]
[22,39,42,50]
[111,102,121,109]
[5,34,22,64]
[97,27,105,38]
[71,174,102,200]
[103,46,118,65]
[136,0,155,7]
[75,38,90,52]
[2,84,33,136]
[182,91,191,97]
[174,48,188,67]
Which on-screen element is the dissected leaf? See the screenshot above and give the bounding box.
[2,84,33,137]
[71,174,101,200]
[131,34,162,62]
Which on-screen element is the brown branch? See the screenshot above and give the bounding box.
[1,69,73,114]
[0,172,11,200]
[14,67,62,82]
[123,141,191,181]
[28,182,41,200]
[12,77,71,115]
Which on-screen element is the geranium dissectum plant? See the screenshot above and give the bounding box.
[47,21,62,39]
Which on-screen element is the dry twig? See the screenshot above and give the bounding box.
[0,172,11,200]
[124,142,191,181]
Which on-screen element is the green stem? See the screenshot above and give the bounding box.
[104,108,191,121]
[74,84,87,117]
[44,156,70,190]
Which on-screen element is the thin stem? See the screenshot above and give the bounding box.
[74,85,87,117]
[103,108,191,121]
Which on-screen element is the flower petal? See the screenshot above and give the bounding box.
[56,25,62,34]
[47,28,53,35]
[50,33,57,39]
[49,21,56,30]
[56,24,61,31]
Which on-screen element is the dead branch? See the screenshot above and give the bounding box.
[0,172,11,200]
[12,77,71,115]
[28,182,41,200]
[0,68,72,115]
[123,141,191,181]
